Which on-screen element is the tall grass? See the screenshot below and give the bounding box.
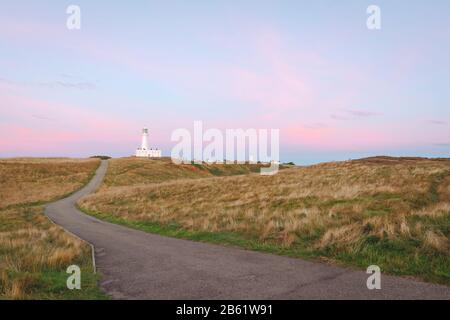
[100,157,273,188]
[0,158,104,299]
[80,156,450,284]
[0,158,99,209]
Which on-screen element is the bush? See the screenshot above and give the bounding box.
[90,155,111,160]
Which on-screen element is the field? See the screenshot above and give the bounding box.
[99,157,273,187]
[79,156,450,285]
[0,158,105,299]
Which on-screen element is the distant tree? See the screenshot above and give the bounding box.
[90,155,111,160]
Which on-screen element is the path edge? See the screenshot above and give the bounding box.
[43,159,108,274]
[46,215,97,274]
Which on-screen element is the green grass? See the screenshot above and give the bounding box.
[329,236,450,284]
[4,266,106,300]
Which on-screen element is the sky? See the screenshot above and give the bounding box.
[1,0,449,164]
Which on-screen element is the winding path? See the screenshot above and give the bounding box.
[45,160,450,299]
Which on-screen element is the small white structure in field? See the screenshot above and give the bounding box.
[135,127,162,158]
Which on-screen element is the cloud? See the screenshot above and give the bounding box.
[0,92,139,156]
[0,77,14,85]
[283,125,397,151]
[331,109,381,120]
[429,120,447,125]
[330,114,349,120]
[37,81,96,90]
[0,75,96,91]
[60,73,78,79]
[44,74,97,90]
[345,109,381,117]
[303,122,327,129]
[32,114,55,121]
[434,143,450,147]
[227,31,319,112]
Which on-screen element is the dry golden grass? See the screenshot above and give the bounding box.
[0,158,100,209]
[81,157,448,240]
[100,157,269,188]
[80,156,450,284]
[0,158,102,299]
[0,206,91,299]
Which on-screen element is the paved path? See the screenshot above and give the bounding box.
[46,160,450,299]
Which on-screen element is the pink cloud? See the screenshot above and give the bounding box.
[228,32,315,111]
[282,125,393,150]
[282,117,446,151]
[230,67,313,111]
[0,92,139,156]
[224,29,369,128]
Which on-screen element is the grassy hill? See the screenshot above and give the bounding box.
[79,156,450,285]
[100,157,276,187]
[0,158,105,299]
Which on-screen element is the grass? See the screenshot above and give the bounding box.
[79,156,450,285]
[0,157,100,209]
[0,158,106,300]
[99,156,276,188]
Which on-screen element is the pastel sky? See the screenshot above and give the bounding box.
[1,1,449,164]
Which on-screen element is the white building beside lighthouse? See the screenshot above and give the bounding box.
[135,127,162,158]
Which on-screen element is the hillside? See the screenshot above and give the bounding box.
[99,157,278,188]
[0,158,104,299]
[79,156,450,284]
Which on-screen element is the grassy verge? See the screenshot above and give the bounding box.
[0,205,107,300]
[0,158,107,300]
[79,206,450,286]
[78,206,322,258]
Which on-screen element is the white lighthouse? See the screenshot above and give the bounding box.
[135,127,162,158]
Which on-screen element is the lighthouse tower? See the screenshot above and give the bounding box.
[135,127,162,158]
[141,127,149,150]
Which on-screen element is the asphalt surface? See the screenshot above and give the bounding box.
[45,160,450,299]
